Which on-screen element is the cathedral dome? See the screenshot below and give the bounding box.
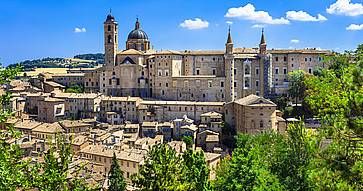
[127,18,148,40]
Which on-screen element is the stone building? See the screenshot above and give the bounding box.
[225,94,278,134]
[78,13,330,103]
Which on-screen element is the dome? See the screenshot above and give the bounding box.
[128,29,148,40]
[127,19,148,40]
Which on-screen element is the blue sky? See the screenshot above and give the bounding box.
[0,0,363,65]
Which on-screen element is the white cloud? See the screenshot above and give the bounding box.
[251,24,265,28]
[74,27,86,33]
[286,11,327,22]
[327,0,363,16]
[290,39,300,44]
[226,21,233,25]
[225,3,290,25]
[180,18,209,30]
[346,24,363,30]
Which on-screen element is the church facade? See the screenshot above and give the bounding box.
[84,14,330,102]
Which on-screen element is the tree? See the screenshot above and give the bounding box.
[108,153,126,191]
[288,70,306,106]
[182,135,193,149]
[132,144,187,191]
[132,144,212,191]
[304,44,363,190]
[213,132,285,191]
[182,149,212,191]
[0,65,33,191]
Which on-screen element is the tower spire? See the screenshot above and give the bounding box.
[260,28,266,45]
[227,26,232,44]
[135,17,140,30]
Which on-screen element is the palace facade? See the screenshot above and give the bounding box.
[82,13,330,102]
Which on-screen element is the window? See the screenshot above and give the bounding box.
[275,57,279,62]
[283,68,287,75]
[305,58,308,62]
[212,69,216,75]
[220,81,224,87]
[245,65,250,75]
[234,82,237,87]
[275,68,279,74]
[109,79,112,85]
[108,25,111,31]
[244,77,250,88]
[166,83,168,87]
[255,68,259,75]
[260,120,264,128]
[309,58,312,62]
[107,35,112,43]
[234,69,237,75]
[255,80,259,87]
[164,70,169,76]
[208,81,212,88]
[196,69,200,75]
[284,56,287,62]
[116,78,120,85]
[308,68,312,74]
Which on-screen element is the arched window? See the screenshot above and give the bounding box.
[245,64,250,75]
[107,35,112,43]
[108,25,111,31]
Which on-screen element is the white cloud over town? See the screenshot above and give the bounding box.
[286,11,327,22]
[225,3,290,25]
[327,0,363,16]
[290,39,300,44]
[74,27,86,33]
[346,24,363,31]
[180,18,209,30]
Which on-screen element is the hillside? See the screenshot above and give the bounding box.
[8,53,104,70]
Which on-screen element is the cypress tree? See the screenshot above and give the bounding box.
[108,153,126,191]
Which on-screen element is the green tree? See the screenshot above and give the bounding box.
[182,149,212,191]
[132,144,187,191]
[182,135,193,149]
[213,132,285,191]
[288,70,306,106]
[304,44,363,190]
[0,65,33,191]
[65,84,84,93]
[108,153,126,191]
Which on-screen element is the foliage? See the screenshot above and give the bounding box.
[132,144,212,191]
[108,153,126,191]
[74,53,104,62]
[181,135,193,148]
[304,44,363,190]
[288,70,307,106]
[0,65,97,190]
[65,84,85,93]
[182,149,212,191]
[132,144,187,191]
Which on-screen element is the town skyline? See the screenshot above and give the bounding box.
[1,0,363,65]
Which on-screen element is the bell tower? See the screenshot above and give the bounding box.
[224,27,235,102]
[104,12,118,67]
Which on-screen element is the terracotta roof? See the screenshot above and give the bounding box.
[234,94,276,107]
[268,49,331,54]
[117,49,144,55]
[14,120,42,130]
[32,122,64,133]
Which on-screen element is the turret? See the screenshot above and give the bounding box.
[259,28,267,55]
[224,27,235,102]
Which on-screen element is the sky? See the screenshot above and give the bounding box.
[0,0,363,65]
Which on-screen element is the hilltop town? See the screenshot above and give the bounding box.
[2,13,333,190]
